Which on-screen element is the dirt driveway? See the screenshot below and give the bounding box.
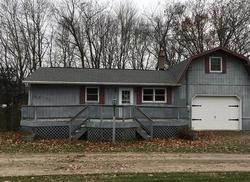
[0,153,250,176]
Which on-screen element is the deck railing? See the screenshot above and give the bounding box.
[68,106,89,141]
[21,105,87,120]
[21,104,189,141]
[21,104,189,122]
[137,105,189,120]
[87,105,134,120]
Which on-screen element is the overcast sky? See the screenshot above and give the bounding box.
[123,0,167,11]
[103,0,188,14]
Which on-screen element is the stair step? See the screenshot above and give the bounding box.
[21,134,36,141]
[136,128,151,140]
[71,128,88,139]
[139,130,147,133]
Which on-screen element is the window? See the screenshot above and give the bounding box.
[209,57,222,72]
[143,89,154,102]
[121,90,131,104]
[119,88,134,105]
[155,89,165,101]
[86,87,99,102]
[142,88,166,103]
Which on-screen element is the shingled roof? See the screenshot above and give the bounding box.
[23,67,179,86]
[24,47,250,86]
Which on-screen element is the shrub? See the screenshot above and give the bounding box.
[178,128,198,140]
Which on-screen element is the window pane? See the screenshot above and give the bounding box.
[143,89,153,102]
[155,89,165,95]
[87,88,98,94]
[86,88,98,101]
[210,57,222,71]
[143,89,153,95]
[155,89,165,102]
[155,95,165,101]
[122,100,130,104]
[87,95,98,101]
[122,90,130,104]
[143,95,153,101]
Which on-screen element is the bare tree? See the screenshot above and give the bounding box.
[129,18,153,69]
[173,0,212,58]
[148,2,186,66]
[21,0,52,71]
[115,2,137,69]
[210,0,250,56]
[0,0,29,84]
[54,19,77,67]
[56,0,87,68]
[1,0,250,75]
[99,14,118,69]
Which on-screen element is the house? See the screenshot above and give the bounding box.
[21,47,250,140]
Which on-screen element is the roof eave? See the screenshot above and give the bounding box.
[23,80,181,86]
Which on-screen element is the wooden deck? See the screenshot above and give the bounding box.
[20,105,189,140]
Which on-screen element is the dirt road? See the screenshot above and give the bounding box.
[0,153,250,176]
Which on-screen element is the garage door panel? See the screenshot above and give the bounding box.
[192,96,240,130]
[192,120,240,130]
[192,105,202,121]
[228,104,240,121]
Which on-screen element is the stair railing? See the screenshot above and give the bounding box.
[133,106,154,139]
[68,105,89,142]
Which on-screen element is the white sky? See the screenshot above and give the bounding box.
[102,0,188,14]
[127,0,166,11]
[111,0,187,11]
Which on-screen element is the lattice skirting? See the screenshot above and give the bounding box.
[21,125,188,140]
[87,128,137,141]
[153,125,188,139]
[21,125,81,139]
[34,126,69,139]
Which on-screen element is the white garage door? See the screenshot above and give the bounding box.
[192,96,241,130]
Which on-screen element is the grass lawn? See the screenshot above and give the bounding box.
[1,172,250,182]
[0,131,249,153]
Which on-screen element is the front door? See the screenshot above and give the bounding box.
[118,88,134,118]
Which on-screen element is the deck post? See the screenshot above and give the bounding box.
[112,115,116,143]
[150,122,153,139]
[68,125,72,143]
[100,105,103,123]
[112,99,117,143]
[122,106,125,122]
[34,106,37,122]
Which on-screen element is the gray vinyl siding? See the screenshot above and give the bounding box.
[172,80,187,106]
[175,53,250,130]
[29,85,168,106]
[30,85,80,105]
[28,85,177,119]
[104,87,118,105]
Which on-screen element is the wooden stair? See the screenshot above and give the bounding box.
[136,127,151,140]
[71,126,88,140]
